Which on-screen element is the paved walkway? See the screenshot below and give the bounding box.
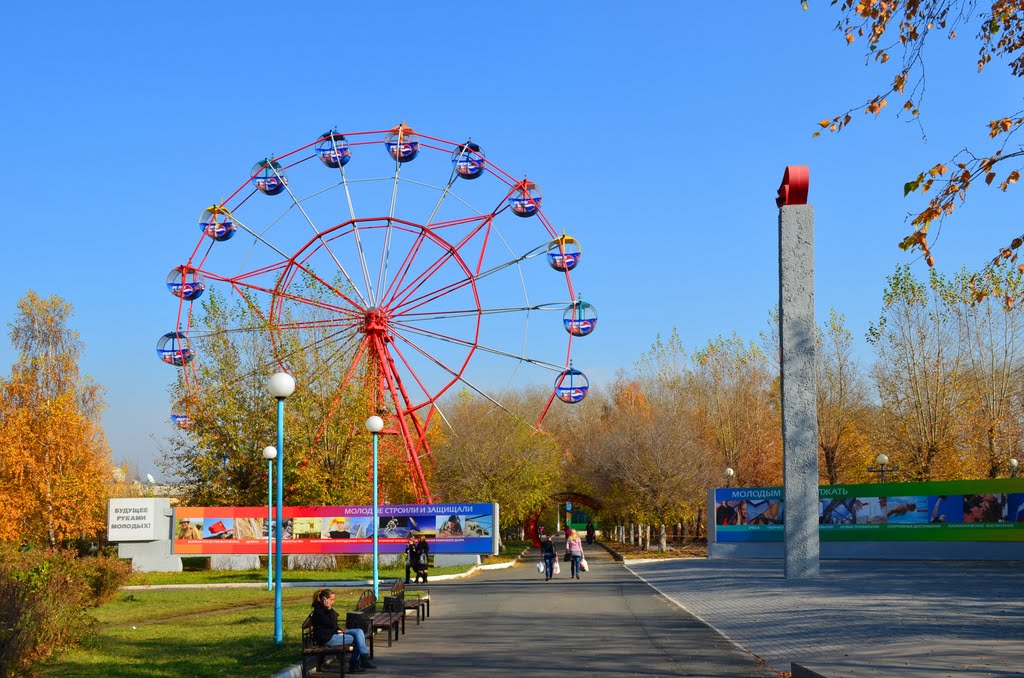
[297,546,776,677]
[628,557,1024,677]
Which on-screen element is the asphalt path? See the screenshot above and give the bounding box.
[312,546,778,678]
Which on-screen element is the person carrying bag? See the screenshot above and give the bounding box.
[566,528,585,579]
[539,533,557,581]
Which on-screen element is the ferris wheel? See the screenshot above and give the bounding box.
[158,124,597,503]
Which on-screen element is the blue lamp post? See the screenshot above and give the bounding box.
[365,415,384,598]
[262,446,277,591]
[268,372,295,645]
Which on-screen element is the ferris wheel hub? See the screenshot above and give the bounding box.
[360,307,391,340]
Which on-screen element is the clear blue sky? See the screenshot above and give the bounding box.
[1,2,1020,478]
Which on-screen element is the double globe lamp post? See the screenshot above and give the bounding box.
[365,415,384,598]
[262,445,277,591]
[267,372,295,645]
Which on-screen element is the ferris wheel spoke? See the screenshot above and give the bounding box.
[390,323,564,372]
[378,227,431,310]
[383,218,492,312]
[385,331,537,429]
[335,164,379,305]
[373,141,409,308]
[395,303,566,323]
[268,164,368,308]
[372,336,433,501]
[388,242,548,318]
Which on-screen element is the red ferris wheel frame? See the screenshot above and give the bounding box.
[164,125,593,504]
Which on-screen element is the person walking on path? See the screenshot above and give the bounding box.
[566,528,584,579]
[585,521,595,545]
[413,534,430,583]
[540,533,557,580]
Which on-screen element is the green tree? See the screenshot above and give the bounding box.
[869,266,963,479]
[161,281,384,507]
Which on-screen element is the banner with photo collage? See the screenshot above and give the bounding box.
[714,479,1024,542]
[172,502,499,555]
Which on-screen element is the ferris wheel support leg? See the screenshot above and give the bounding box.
[372,337,433,503]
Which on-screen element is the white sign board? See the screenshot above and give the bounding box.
[108,498,160,542]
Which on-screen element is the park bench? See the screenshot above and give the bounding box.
[348,590,402,653]
[300,612,355,677]
[389,581,430,624]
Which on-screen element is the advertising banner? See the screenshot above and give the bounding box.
[172,502,498,555]
[714,479,1024,543]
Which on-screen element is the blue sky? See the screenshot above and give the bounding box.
[1,2,1020,477]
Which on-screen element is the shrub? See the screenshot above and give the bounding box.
[0,545,132,677]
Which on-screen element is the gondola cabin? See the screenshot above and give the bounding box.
[170,399,193,429]
[452,141,485,179]
[554,367,589,404]
[547,235,581,272]
[508,180,542,217]
[156,332,194,367]
[316,132,351,168]
[385,125,419,162]
[563,300,597,337]
[251,159,287,195]
[170,412,192,429]
[166,266,206,301]
[199,206,237,242]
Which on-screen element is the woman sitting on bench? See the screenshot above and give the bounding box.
[311,588,377,673]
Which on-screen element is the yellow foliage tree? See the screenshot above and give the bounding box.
[0,291,112,546]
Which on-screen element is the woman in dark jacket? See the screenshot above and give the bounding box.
[413,534,430,583]
[310,588,376,673]
[540,533,557,580]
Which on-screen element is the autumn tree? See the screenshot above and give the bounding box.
[868,266,964,479]
[812,0,1024,269]
[0,291,112,545]
[429,389,561,531]
[815,310,873,483]
[686,334,782,489]
[939,267,1024,476]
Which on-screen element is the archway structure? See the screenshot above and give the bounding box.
[526,492,603,547]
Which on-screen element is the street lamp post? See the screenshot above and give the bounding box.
[1010,458,1020,478]
[725,467,735,488]
[365,415,384,599]
[267,372,295,645]
[867,453,897,483]
[262,446,277,592]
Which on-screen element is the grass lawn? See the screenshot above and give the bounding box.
[35,548,523,676]
[36,587,350,677]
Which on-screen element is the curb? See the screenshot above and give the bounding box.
[123,553,528,591]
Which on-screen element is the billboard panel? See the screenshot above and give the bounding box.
[715,479,1024,543]
[173,502,499,555]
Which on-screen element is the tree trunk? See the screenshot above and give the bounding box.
[643,524,650,551]
[658,524,666,552]
[628,522,635,545]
